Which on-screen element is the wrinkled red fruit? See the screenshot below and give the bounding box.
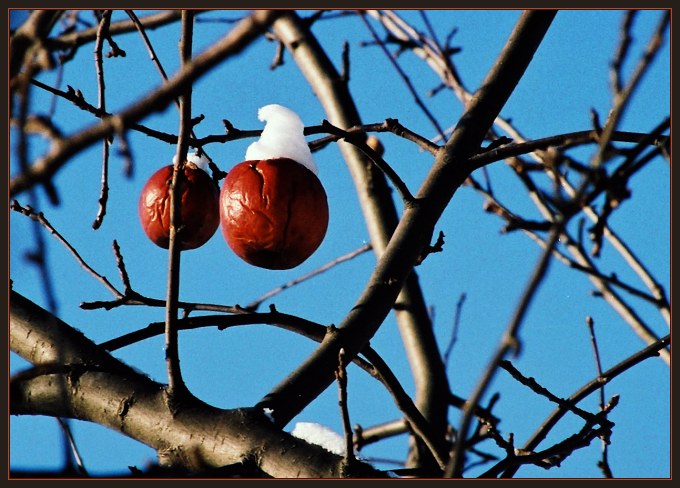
[138,163,220,250]
[220,157,329,270]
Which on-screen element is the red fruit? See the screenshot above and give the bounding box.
[220,157,329,270]
[138,162,220,250]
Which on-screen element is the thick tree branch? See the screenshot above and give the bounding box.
[9,290,386,478]
[371,8,670,345]
[260,10,556,448]
[267,11,451,472]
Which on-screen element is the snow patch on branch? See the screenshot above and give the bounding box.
[290,422,345,456]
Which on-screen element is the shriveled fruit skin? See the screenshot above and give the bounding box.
[220,157,329,270]
[138,163,220,250]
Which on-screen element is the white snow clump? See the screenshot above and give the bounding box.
[245,104,318,175]
[173,151,211,175]
[262,407,275,423]
[290,421,345,456]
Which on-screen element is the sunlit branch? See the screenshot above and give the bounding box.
[353,419,409,451]
[9,289,386,478]
[359,11,446,141]
[371,9,670,341]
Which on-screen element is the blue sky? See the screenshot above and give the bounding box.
[9,9,670,478]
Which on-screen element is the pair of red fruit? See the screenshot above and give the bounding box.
[138,155,329,270]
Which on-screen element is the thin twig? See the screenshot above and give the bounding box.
[446,221,564,477]
[29,78,180,143]
[56,417,88,476]
[100,314,378,377]
[80,293,244,314]
[335,348,357,469]
[10,201,122,299]
[111,239,132,293]
[11,10,284,199]
[340,40,350,83]
[443,292,466,366]
[307,118,441,155]
[359,11,446,141]
[164,9,194,400]
[610,11,636,94]
[361,347,449,471]
[585,316,613,478]
[245,243,372,311]
[593,10,669,166]
[499,360,613,429]
[92,10,112,230]
[320,119,415,205]
[126,10,172,91]
[501,333,670,477]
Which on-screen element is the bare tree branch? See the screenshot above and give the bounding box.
[261,10,556,455]
[500,333,669,478]
[10,9,284,199]
[163,9,194,400]
[9,291,386,478]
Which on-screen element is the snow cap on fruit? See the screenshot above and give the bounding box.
[173,150,211,175]
[244,104,318,175]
